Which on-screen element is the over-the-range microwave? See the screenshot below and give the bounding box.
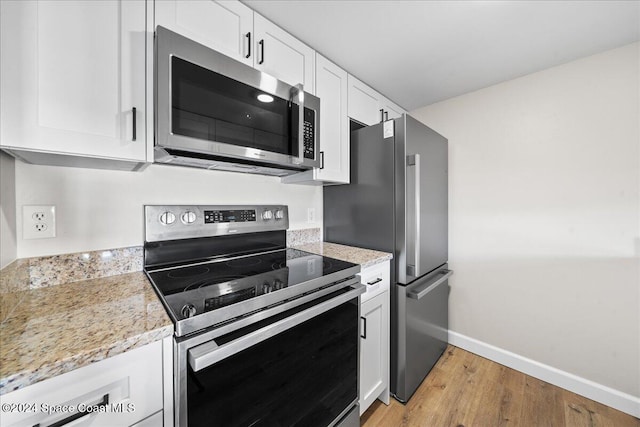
[155,26,320,176]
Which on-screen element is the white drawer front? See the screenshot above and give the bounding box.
[1,341,163,427]
[359,261,390,303]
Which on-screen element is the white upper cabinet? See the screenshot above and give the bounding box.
[283,54,348,185]
[155,0,254,66]
[314,54,349,183]
[348,75,384,126]
[0,0,149,169]
[348,74,406,126]
[381,97,405,121]
[155,2,315,94]
[253,14,315,94]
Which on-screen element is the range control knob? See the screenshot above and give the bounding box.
[262,210,273,220]
[181,303,197,318]
[262,282,272,294]
[160,211,176,225]
[181,211,197,224]
[274,209,285,220]
[273,279,284,290]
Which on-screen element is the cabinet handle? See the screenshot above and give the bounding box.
[245,32,251,58]
[320,151,325,169]
[384,111,389,121]
[380,108,384,123]
[132,107,137,141]
[258,39,265,64]
[33,394,109,427]
[360,316,367,339]
[367,278,382,285]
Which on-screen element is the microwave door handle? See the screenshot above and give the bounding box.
[290,83,304,165]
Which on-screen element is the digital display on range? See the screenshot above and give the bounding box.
[204,210,256,223]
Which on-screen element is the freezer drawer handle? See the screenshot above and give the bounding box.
[407,269,453,300]
[367,278,382,286]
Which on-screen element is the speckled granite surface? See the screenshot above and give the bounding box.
[286,228,321,247]
[0,270,172,395]
[2,246,144,290]
[293,242,392,269]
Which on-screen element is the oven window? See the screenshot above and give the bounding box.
[186,297,358,426]
[171,56,298,157]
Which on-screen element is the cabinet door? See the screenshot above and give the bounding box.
[254,13,315,94]
[155,0,253,66]
[0,0,146,162]
[382,97,405,120]
[347,75,383,126]
[360,291,389,414]
[314,54,349,183]
[0,341,163,427]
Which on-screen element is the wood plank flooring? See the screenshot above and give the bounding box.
[361,345,639,427]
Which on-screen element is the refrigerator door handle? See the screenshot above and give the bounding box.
[407,269,453,300]
[406,154,421,277]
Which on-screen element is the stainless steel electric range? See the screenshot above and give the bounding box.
[143,205,364,427]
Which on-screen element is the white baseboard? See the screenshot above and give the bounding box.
[448,331,640,418]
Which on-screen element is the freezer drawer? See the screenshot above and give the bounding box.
[394,266,452,403]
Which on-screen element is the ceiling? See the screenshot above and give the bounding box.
[243,0,640,110]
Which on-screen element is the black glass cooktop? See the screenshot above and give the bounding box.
[146,248,358,320]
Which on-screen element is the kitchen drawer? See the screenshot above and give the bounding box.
[0,341,163,427]
[131,410,163,427]
[358,261,390,303]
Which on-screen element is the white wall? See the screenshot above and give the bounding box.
[1,152,17,268]
[14,163,322,258]
[412,43,639,398]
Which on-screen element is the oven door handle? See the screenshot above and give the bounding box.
[188,284,365,372]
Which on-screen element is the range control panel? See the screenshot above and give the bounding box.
[204,209,256,224]
[145,205,289,242]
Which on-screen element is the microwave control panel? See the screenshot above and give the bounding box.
[303,107,315,159]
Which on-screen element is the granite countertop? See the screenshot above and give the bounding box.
[293,241,392,268]
[0,235,388,397]
[0,257,173,396]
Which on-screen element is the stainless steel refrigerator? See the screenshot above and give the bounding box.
[324,114,452,403]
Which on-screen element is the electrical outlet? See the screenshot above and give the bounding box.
[23,205,56,239]
[307,207,315,223]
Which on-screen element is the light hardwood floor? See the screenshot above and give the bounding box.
[361,345,639,427]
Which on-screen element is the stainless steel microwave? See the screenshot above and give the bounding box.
[155,26,320,176]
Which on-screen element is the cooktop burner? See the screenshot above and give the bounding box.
[146,248,357,321]
[167,265,210,279]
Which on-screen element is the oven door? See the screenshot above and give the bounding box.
[175,284,364,427]
[156,26,320,170]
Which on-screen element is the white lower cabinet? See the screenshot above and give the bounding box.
[131,410,164,427]
[359,261,390,415]
[0,340,168,427]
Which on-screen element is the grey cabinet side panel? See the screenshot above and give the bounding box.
[323,124,395,254]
